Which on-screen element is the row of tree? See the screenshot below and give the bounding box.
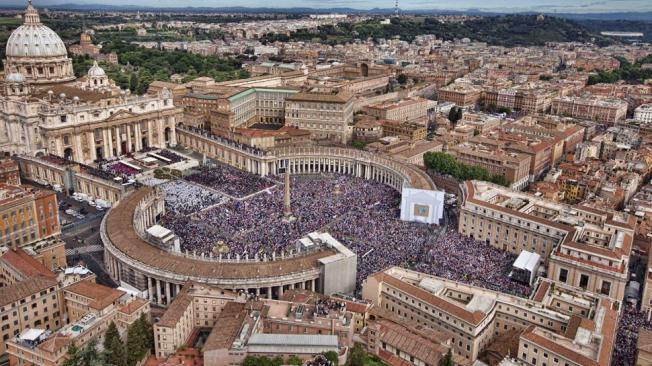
[424,151,510,187]
[63,314,154,366]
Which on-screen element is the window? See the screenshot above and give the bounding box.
[601,281,611,296]
[558,268,568,283]
[579,274,589,289]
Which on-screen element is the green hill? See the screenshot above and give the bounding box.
[263,15,612,47]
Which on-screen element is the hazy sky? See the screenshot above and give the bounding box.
[8,0,652,12]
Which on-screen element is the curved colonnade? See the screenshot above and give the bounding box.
[102,126,435,306]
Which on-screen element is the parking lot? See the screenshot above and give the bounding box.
[57,192,105,227]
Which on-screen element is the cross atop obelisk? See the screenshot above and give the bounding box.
[283,168,293,220]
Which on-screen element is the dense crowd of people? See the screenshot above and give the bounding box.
[159,172,526,296]
[156,149,186,163]
[185,162,276,198]
[160,180,227,215]
[107,161,140,176]
[613,307,652,366]
[414,230,530,296]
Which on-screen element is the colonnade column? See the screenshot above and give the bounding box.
[87,132,97,162]
[115,127,122,156]
[155,278,162,304]
[135,124,142,151]
[165,282,172,305]
[148,277,155,300]
[126,125,132,153]
[107,128,114,158]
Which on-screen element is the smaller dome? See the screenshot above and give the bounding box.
[5,68,26,83]
[87,61,106,77]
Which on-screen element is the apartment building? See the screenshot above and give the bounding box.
[469,136,556,182]
[0,184,59,250]
[380,120,428,142]
[262,298,354,347]
[285,88,354,144]
[154,283,242,358]
[364,97,430,124]
[365,310,453,366]
[482,88,554,114]
[0,159,20,186]
[6,285,149,366]
[0,247,57,287]
[63,279,127,323]
[449,144,531,190]
[362,267,617,366]
[634,103,652,123]
[459,180,634,300]
[551,96,628,124]
[0,275,61,355]
[438,83,482,108]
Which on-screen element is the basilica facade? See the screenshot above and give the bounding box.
[0,1,180,164]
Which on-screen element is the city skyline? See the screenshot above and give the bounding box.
[3,0,652,13]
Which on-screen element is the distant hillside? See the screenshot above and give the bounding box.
[263,15,612,47]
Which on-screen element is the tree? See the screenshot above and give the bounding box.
[322,351,339,365]
[397,73,408,84]
[129,73,139,93]
[448,107,463,124]
[64,340,106,366]
[439,349,454,366]
[103,322,126,366]
[347,344,366,366]
[287,355,303,365]
[138,313,154,352]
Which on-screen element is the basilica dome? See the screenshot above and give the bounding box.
[3,1,75,84]
[6,20,67,58]
[87,61,106,77]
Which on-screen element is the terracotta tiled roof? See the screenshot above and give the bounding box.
[374,272,487,325]
[0,248,56,279]
[202,302,248,351]
[120,298,149,315]
[64,279,125,310]
[0,275,58,307]
[157,286,193,328]
[37,334,71,353]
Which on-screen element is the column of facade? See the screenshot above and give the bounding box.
[155,278,162,305]
[74,134,83,162]
[165,281,172,305]
[311,279,316,292]
[158,119,165,147]
[54,137,64,157]
[126,125,132,153]
[115,126,122,156]
[107,128,114,158]
[148,277,155,300]
[278,285,284,298]
[87,132,97,162]
[169,123,177,146]
[135,123,143,151]
[147,120,153,149]
[267,287,273,299]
